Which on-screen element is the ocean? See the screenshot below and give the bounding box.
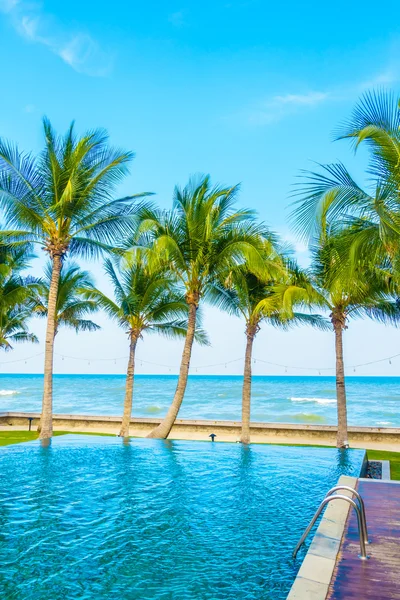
[0,374,399,427]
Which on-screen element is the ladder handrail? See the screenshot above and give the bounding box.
[325,485,369,543]
[293,494,368,560]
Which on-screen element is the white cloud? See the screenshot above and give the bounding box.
[23,103,35,113]
[168,10,185,27]
[247,90,329,125]
[19,15,41,40]
[0,1,112,76]
[0,0,19,13]
[358,70,397,91]
[273,92,329,106]
[238,59,400,127]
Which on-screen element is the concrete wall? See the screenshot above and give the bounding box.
[1,412,400,445]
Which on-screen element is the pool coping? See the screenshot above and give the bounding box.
[286,473,359,600]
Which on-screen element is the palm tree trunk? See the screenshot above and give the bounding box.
[333,319,348,448]
[240,329,255,444]
[119,331,139,437]
[147,301,197,439]
[38,254,62,439]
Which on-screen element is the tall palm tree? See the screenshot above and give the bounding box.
[134,175,265,439]
[0,243,39,350]
[84,257,208,438]
[34,262,100,336]
[292,90,400,269]
[292,90,400,446]
[217,258,329,443]
[309,230,399,447]
[0,118,148,438]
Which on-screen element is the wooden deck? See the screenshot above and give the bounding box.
[327,480,400,600]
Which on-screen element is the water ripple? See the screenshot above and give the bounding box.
[0,436,364,600]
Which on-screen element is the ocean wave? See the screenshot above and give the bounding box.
[0,389,19,396]
[289,397,336,405]
[376,421,392,426]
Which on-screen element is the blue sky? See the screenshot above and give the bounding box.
[0,0,400,376]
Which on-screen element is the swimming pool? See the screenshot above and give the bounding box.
[0,436,365,599]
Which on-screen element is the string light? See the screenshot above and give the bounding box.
[4,350,400,372]
[0,352,44,364]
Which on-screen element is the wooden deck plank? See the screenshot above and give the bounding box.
[327,480,400,600]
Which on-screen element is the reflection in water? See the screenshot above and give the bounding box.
[40,438,52,449]
[0,436,365,600]
[337,448,353,472]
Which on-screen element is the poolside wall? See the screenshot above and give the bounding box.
[1,412,400,446]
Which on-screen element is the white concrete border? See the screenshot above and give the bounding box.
[286,475,357,600]
[381,460,391,480]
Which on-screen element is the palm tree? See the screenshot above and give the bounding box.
[292,90,400,446]
[34,262,100,336]
[134,174,266,439]
[309,230,399,447]
[0,243,39,350]
[217,257,329,443]
[84,257,208,438]
[292,90,400,269]
[0,118,148,438]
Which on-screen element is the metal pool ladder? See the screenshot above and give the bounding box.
[293,485,369,560]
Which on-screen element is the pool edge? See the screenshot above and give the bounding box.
[285,463,364,600]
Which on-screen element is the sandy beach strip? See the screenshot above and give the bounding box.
[1,412,400,451]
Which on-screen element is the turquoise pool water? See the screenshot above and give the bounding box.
[0,436,365,600]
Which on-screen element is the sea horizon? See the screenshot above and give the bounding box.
[1,373,399,428]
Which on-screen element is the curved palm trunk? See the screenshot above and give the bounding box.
[147,301,197,439]
[241,328,256,444]
[119,332,139,437]
[38,254,62,439]
[333,319,348,448]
